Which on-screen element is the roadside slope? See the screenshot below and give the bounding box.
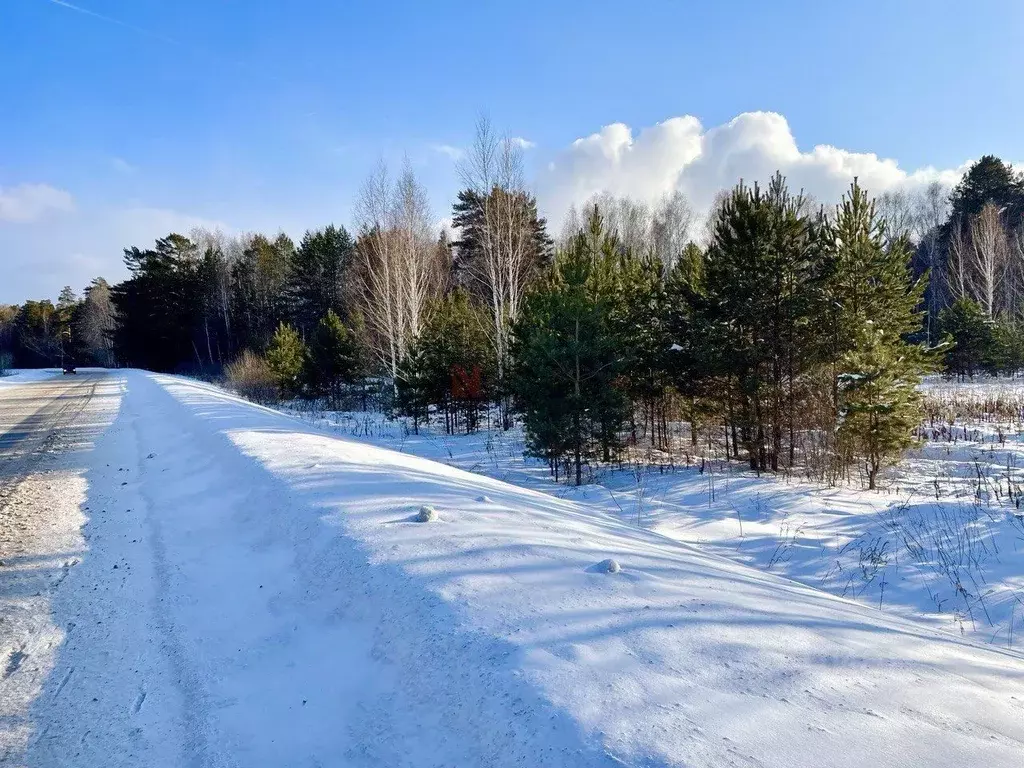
[27,371,1024,767]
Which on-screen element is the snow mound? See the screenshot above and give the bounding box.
[593,558,621,574]
[476,495,493,504]
[416,505,438,523]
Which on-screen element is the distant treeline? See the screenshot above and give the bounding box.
[4,127,1024,487]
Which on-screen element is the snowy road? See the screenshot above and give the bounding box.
[2,370,1024,767]
[0,372,102,494]
[0,371,112,763]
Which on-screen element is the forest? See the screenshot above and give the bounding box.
[4,122,1024,488]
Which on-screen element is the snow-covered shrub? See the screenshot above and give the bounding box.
[416,505,438,523]
[598,558,621,574]
[225,351,278,404]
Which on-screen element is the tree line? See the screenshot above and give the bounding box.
[3,128,1022,488]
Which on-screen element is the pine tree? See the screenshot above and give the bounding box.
[511,208,628,485]
[396,342,431,433]
[306,310,359,407]
[287,225,356,337]
[111,234,205,371]
[266,322,307,397]
[826,181,932,485]
[938,298,993,379]
[612,248,671,449]
[826,183,928,405]
[947,155,1024,229]
[986,319,1024,375]
[695,175,823,471]
[412,290,492,433]
[837,323,925,489]
[231,233,294,352]
[829,184,925,341]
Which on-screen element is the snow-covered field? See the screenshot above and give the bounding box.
[5,370,1024,766]
[292,378,1024,650]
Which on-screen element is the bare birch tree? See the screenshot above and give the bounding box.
[651,189,695,268]
[877,189,915,247]
[355,159,442,383]
[1012,224,1024,319]
[969,203,1009,317]
[568,190,694,266]
[911,181,949,340]
[946,204,1012,317]
[558,204,582,249]
[946,215,972,304]
[455,116,549,389]
[587,193,652,256]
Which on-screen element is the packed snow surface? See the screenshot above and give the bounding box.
[0,369,64,386]
[7,371,1024,766]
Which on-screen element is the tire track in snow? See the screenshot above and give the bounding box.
[126,384,217,768]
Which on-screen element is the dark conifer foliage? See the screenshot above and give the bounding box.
[287,225,356,337]
[451,188,553,290]
[947,155,1024,230]
[511,208,629,484]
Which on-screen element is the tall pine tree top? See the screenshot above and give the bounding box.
[947,155,1024,228]
[829,180,926,344]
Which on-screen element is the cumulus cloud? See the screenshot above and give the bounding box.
[0,183,75,223]
[537,111,969,228]
[510,137,536,150]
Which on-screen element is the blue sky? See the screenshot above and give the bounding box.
[2,0,1024,302]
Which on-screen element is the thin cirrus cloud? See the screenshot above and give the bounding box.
[0,182,75,223]
[110,157,137,175]
[536,111,970,226]
[0,202,229,302]
[430,144,466,161]
[431,136,536,162]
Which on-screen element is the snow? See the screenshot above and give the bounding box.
[303,397,1024,648]
[0,368,64,386]
[8,370,1024,766]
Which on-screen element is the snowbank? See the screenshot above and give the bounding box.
[123,371,1024,768]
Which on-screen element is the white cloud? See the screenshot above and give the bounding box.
[510,137,536,150]
[0,203,230,302]
[430,144,465,162]
[110,157,137,174]
[0,183,75,223]
[111,206,230,246]
[537,111,969,227]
